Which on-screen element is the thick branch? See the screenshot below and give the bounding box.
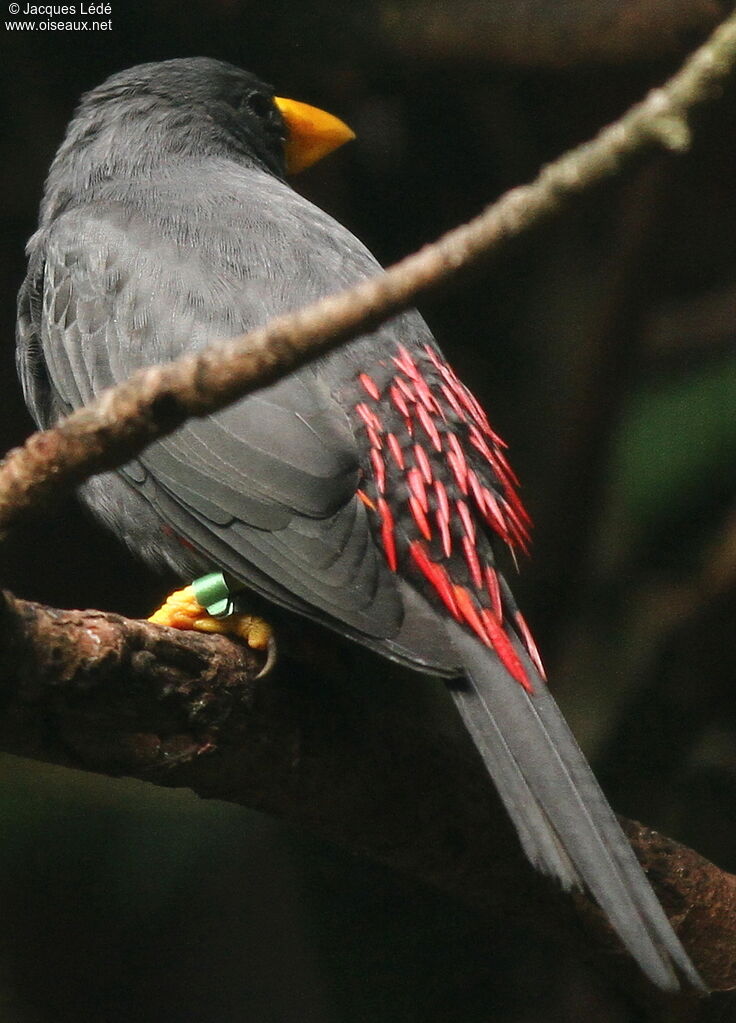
[380,0,724,67]
[3,12,736,537]
[0,590,733,998]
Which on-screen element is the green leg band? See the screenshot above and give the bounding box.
[192,572,236,618]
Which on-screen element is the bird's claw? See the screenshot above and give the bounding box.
[255,634,278,679]
[148,585,277,674]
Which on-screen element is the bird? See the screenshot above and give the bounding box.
[16,57,702,991]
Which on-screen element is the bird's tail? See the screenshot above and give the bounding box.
[446,619,704,992]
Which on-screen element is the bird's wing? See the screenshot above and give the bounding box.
[26,188,459,672]
[16,244,56,428]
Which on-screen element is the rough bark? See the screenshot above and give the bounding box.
[0,589,733,1005]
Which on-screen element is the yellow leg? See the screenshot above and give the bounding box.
[148,585,276,675]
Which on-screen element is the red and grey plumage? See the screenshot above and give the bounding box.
[16,58,702,991]
[351,343,539,692]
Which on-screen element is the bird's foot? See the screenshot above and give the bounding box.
[148,580,277,677]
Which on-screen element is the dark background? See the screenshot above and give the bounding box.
[1,1,735,1020]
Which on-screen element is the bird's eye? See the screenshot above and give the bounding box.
[241,91,274,120]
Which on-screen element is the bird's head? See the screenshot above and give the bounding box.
[40,57,354,222]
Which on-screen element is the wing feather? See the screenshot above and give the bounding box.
[19,171,455,673]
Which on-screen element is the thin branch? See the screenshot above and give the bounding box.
[3,11,736,538]
[0,590,734,998]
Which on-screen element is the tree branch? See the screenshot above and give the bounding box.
[0,589,733,998]
[379,0,725,67]
[3,11,736,537]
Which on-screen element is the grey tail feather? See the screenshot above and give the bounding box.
[445,619,705,993]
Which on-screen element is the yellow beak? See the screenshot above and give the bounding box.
[274,96,355,175]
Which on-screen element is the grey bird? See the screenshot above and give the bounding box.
[16,57,703,991]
